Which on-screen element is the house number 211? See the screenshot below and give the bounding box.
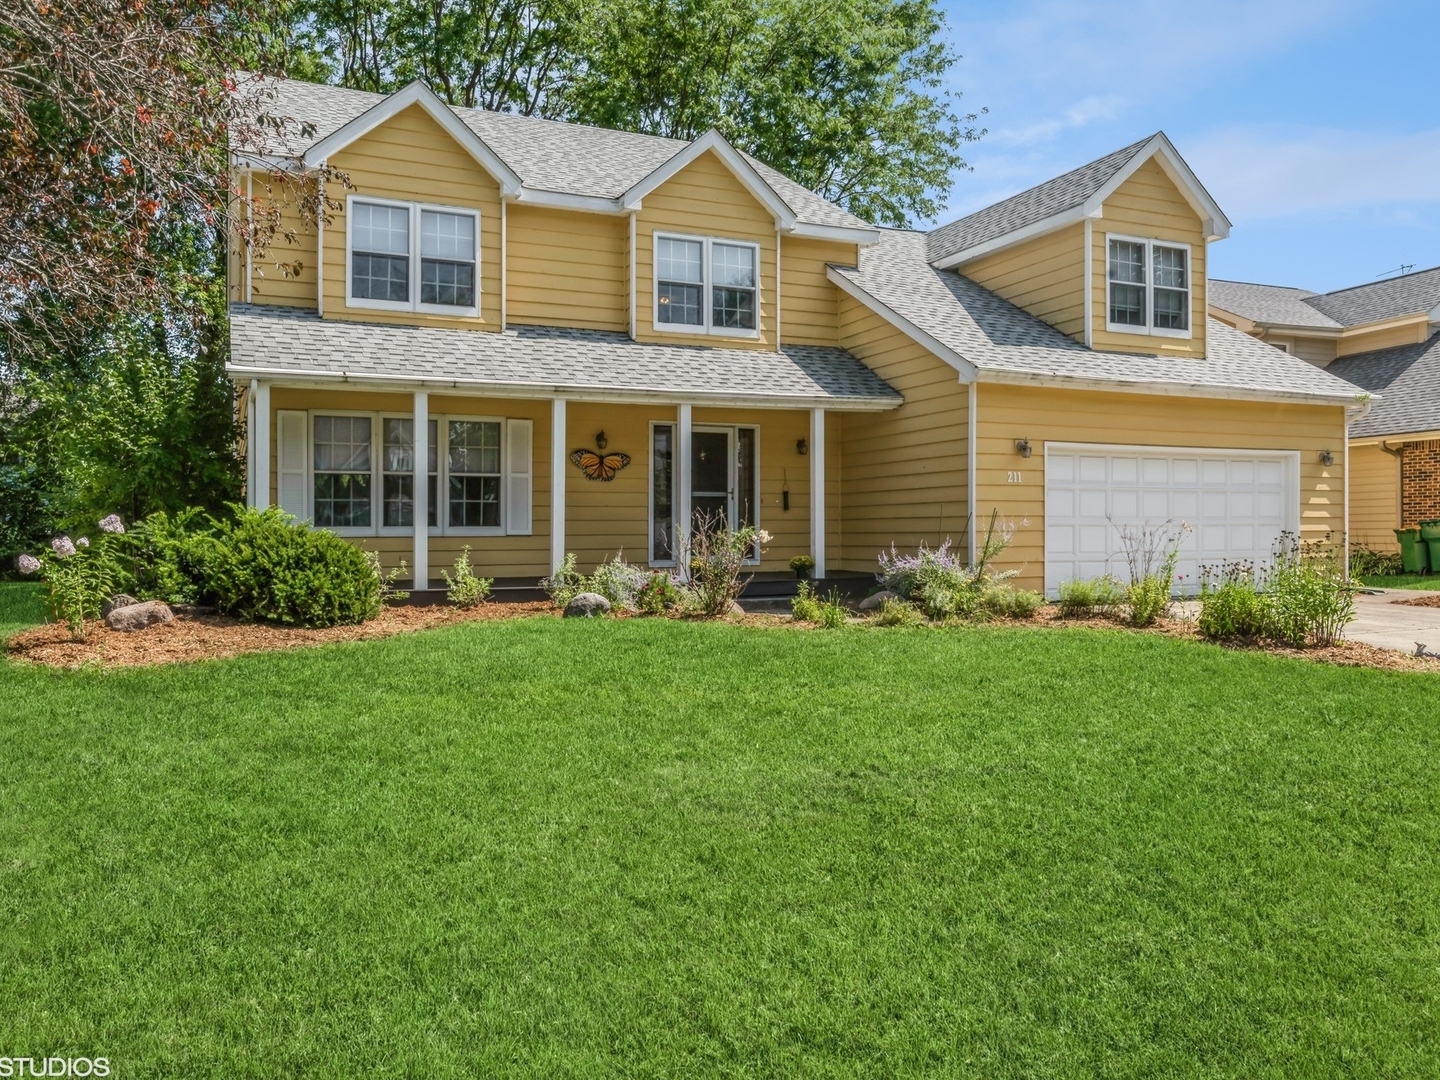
[1007,470,1024,483]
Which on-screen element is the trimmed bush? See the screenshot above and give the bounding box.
[204,507,394,627]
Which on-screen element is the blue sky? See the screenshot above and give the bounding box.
[930,0,1440,292]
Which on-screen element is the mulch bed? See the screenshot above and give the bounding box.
[1392,594,1440,608]
[6,601,555,669]
[8,600,1439,674]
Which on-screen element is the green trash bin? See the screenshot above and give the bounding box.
[1396,528,1428,573]
[1421,520,1440,574]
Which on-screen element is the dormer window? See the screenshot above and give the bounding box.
[347,196,479,316]
[654,233,759,337]
[1107,236,1190,338]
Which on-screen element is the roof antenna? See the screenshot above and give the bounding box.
[1375,263,1415,279]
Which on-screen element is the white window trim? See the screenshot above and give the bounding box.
[652,231,762,340]
[1104,233,1193,340]
[648,420,762,567]
[309,410,508,538]
[345,195,481,318]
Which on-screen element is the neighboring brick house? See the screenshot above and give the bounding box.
[1210,270,1440,551]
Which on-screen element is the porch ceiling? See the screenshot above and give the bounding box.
[228,304,902,410]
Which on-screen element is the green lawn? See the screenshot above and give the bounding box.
[0,581,46,641]
[2,596,1438,1077]
[1360,574,1440,590]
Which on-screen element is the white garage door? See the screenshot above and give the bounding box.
[1044,444,1300,596]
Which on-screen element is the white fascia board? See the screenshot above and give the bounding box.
[930,206,1089,269]
[509,188,629,215]
[1082,133,1232,241]
[975,366,1364,408]
[826,267,978,382]
[790,221,881,246]
[301,80,522,196]
[222,364,901,412]
[232,152,307,173]
[620,130,797,229]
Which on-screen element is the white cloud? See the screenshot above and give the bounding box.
[1185,126,1440,221]
[989,95,1129,147]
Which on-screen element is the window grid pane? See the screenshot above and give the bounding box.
[313,415,372,528]
[382,418,438,528]
[420,211,474,260]
[653,424,674,562]
[448,421,502,528]
[353,203,409,255]
[713,286,756,329]
[352,252,409,302]
[658,281,703,325]
[1108,239,1146,284]
[657,238,703,283]
[1154,287,1188,330]
[420,258,476,307]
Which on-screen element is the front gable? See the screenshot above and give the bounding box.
[633,149,779,350]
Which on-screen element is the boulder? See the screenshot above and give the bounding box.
[857,590,897,612]
[102,593,139,617]
[104,600,174,632]
[563,592,611,618]
[727,600,745,617]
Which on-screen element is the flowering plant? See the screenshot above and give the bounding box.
[18,515,126,639]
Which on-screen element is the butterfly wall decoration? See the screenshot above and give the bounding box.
[570,448,632,482]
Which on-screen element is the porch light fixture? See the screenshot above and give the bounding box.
[1015,439,1032,459]
[596,430,608,450]
[1319,449,1334,466]
[796,438,808,456]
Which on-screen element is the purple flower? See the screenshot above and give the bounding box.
[51,536,76,558]
[99,514,125,534]
[17,554,40,575]
[77,536,90,548]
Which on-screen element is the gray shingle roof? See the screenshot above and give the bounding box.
[1328,332,1440,438]
[241,77,873,232]
[1207,280,1341,329]
[832,230,1366,404]
[1305,266,1440,327]
[925,136,1154,264]
[227,305,901,408]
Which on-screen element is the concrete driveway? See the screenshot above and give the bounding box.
[1347,589,1440,655]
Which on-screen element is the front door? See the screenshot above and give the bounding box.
[690,428,734,534]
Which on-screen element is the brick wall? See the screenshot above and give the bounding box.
[1401,440,1440,525]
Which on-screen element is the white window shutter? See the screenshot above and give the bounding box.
[505,418,533,535]
[276,410,309,520]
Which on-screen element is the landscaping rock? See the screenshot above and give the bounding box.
[728,601,745,617]
[563,592,611,618]
[857,590,897,612]
[102,593,139,617]
[104,600,174,632]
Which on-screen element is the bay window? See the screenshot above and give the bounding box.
[655,233,759,337]
[348,197,479,315]
[1106,235,1191,337]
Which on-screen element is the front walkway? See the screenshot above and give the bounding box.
[1346,590,1440,655]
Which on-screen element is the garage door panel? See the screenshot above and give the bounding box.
[1045,445,1298,597]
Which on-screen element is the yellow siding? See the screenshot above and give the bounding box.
[245,175,319,308]
[1336,318,1431,357]
[634,150,777,350]
[780,237,856,347]
[974,382,1349,591]
[1090,158,1208,358]
[323,104,503,330]
[506,205,628,331]
[1348,442,1401,552]
[962,223,1087,341]
[836,295,969,570]
[1271,332,1338,367]
[267,388,550,579]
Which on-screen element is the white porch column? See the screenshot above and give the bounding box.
[412,390,429,590]
[677,403,693,570]
[551,398,567,573]
[810,407,826,580]
[253,381,271,508]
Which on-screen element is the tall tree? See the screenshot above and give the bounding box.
[289,0,982,225]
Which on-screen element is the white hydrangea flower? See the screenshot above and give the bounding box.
[99,514,125,534]
[76,537,90,548]
[51,536,76,558]
[17,554,40,574]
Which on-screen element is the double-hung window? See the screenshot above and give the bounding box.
[313,415,374,530]
[348,197,479,316]
[1106,236,1191,337]
[382,418,438,528]
[446,420,502,529]
[655,233,759,337]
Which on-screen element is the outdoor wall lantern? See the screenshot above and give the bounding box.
[1015,438,1032,459]
[1319,449,1334,466]
[596,430,608,450]
[796,438,808,456]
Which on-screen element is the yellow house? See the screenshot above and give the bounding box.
[229,78,1367,596]
[1210,271,1440,552]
